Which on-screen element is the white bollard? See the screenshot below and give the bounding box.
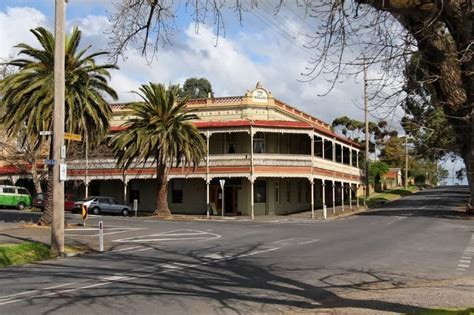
[133,199,138,217]
[323,205,327,220]
[99,221,104,252]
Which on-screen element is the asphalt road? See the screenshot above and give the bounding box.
[0,186,473,314]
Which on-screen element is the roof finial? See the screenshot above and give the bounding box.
[256,82,263,89]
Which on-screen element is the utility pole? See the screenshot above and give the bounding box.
[404,104,408,189]
[51,0,66,255]
[364,59,369,203]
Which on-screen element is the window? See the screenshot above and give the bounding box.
[297,181,302,203]
[226,134,236,153]
[17,188,29,195]
[3,187,14,194]
[253,132,265,153]
[287,180,291,203]
[254,180,266,203]
[275,182,280,203]
[172,180,183,203]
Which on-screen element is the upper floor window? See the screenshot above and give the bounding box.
[225,134,236,153]
[253,132,265,153]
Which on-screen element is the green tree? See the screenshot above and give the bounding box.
[369,161,389,192]
[379,136,406,168]
[0,27,118,225]
[180,77,213,99]
[111,83,206,217]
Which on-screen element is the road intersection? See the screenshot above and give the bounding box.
[0,186,472,314]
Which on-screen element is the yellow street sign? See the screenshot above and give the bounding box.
[64,133,82,141]
[82,205,88,220]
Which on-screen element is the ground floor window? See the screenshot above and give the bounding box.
[254,180,266,203]
[172,180,183,203]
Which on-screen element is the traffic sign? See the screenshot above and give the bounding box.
[44,159,56,166]
[64,133,82,141]
[39,131,53,136]
[82,205,88,220]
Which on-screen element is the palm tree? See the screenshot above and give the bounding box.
[0,26,118,225]
[111,83,206,217]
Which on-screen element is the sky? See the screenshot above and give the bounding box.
[0,0,466,184]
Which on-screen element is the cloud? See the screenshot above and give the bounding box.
[0,7,48,58]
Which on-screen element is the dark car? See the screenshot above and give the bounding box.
[73,196,131,217]
[33,193,75,211]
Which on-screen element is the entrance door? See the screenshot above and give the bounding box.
[210,185,239,215]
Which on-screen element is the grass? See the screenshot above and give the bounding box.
[415,308,474,315]
[0,242,52,268]
[364,186,419,208]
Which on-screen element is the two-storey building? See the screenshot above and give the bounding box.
[63,83,364,217]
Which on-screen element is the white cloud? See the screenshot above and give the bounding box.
[0,7,48,58]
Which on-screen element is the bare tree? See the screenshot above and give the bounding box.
[108,0,473,207]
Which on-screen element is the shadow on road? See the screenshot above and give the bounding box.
[0,243,454,314]
[358,186,472,220]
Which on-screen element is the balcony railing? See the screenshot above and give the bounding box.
[66,154,362,177]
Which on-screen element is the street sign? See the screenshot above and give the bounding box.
[44,159,56,166]
[39,131,53,136]
[81,205,88,220]
[64,133,82,141]
[219,179,225,218]
[59,163,67,181]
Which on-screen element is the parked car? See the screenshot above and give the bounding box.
[73,196,131,217]
[0,185,32,210]
[33,193,76,212]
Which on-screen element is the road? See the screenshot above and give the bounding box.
[0,186,473,314]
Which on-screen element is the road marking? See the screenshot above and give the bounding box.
[112,229,221,243]
[65,227,146,237]
[386,216,406,225]
[109,246,144,253]
[273,238,297,244]
[456,233,474,274]
[0,247,281,306]
[298,239,320,245]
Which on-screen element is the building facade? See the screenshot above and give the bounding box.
[0,83,364,217]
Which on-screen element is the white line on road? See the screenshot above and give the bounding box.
[298,239,320,245]
[273,238,297,244]
[0,247,281,307]
[456,233,474,274]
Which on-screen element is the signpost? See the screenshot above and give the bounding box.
[219,179,225,218]
[64,133,82,142]
[81,205,88,226]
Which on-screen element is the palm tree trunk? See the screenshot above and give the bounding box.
[30,158,42,195]
[37,165,53,225]
[37,141,53,226]
[153,163,171,217]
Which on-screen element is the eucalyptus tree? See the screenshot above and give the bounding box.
[0,26,118,225]
[111,83,206,217]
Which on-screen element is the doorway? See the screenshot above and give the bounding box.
[209,178,241,215]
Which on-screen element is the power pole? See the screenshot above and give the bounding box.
[364,59,369,203]
[404,110,408,189]
[51,0,66,255]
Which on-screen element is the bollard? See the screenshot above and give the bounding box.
[133,199,138,217]
[323,205,327,220]
[99,221,104,252]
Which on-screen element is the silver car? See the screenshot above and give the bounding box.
[73,196,131,216]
